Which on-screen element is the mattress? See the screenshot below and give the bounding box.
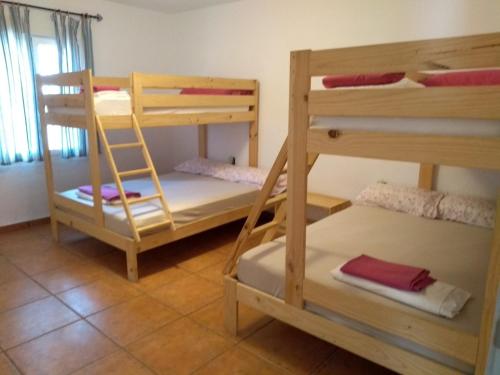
[50,91,249,116]
[60,171,259,236]
[237,205,492,372]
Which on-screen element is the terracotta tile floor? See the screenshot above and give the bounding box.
[0,221,395,374]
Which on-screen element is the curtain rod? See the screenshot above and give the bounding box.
[0,1,103,21]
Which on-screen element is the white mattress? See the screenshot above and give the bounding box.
[237,205,492,372]
[50,91,249,116]
[60,171,259,236]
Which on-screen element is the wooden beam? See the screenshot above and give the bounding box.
[93,76,130,89]
[418,164,435,190]
[308,87,500,120]
[236,282,459,375]
[285,50,311,307]
[309,32,500,75]
[307,128,500,171]
[249,81,259,167]
[45,113,87,128]
[38,71,85,86]
[303,279,477,366]
[99,115,133,130]
[139,111,255,127]
[44,94,85,108]
[142,94,255,108]
[198,124,208,158]
[53,194,95,219]
[137,73,257,90]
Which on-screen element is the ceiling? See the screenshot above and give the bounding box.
[107,0,241,13]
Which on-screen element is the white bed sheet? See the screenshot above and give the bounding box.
[60,171,259,236]
[237,205,492,372]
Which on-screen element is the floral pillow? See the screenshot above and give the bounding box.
[438,194,495,229]
[355,182,444,219]
[174,158,287,195]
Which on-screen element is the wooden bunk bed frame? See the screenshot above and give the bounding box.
[36,70,284,281]
[223,32,500,374]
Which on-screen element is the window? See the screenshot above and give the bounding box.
[33,36,63,151]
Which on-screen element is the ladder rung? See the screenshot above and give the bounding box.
[118,168,152,178]
[109,142,143,150]
[137,220,171,233]
[128,194,161,205]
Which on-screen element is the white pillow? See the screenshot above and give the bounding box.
[355,182,444,218]
[438,194,495,228]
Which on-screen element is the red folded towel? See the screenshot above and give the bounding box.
[78,185,141,202]
[340,255,435,291]
[322,72,405,88]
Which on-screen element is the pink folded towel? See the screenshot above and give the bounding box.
[340,255,435,292]
[78,185,141,202]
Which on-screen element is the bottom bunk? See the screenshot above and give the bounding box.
[228,204,492,374]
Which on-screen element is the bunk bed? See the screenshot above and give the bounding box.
[223,33,500,375]
[36,70,284,281]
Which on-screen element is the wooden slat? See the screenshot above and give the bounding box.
[137,73,257,90]
[142,94,255,108]
[44,94,85,108]
[54,208,134,251]
[309,32,500,75]
[109,142,142,150]
[139,111,256,127]
[418,164,435,190]
[198,125,207,158]
[285,50,311,307]
[118,168,151,178]
[127,194,161,205]
[99,115,133,129]
[308,87,500,120]
[137,220,171,233]
[39,71,85,86]
[46,113,87,128]
[53,194,95,219]
[307,128,500,170]
[303,279,477,366]
[249,220,281,239]
[236,281,460,375]
[93,76,130,89]
[249,81,259,167]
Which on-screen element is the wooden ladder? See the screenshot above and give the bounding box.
[95,114,174,242]
[224,138,318,274]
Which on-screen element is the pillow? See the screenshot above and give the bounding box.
[322,72,405,88]
[355,182,444,218]
[174,158,287,195]
[180,88,252,95]
[421,70,500,87]
[438,194,495,228]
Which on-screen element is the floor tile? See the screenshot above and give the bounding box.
[193,346,289,375]
[33,261,106,294]
[197,261,225,286]
[242,320,336,375]
[176,248,226,273]
[87,295,180,346]
[149,274,223,314]
[58,276,142,316]
[6,246,84,276]
[0,257,26,286]
[136,266,191,292]
[314,349,396,375]
[190,298,272,341]
[127,318,232,375]
[7,320,117,375]
[0,232,53,255]
[62,235,115,259]
[0,352,20,374]
[0,296,79,350]
[0,278,49,313]
[72,350,154,375]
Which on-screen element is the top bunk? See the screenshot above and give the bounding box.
[290,32,500,172]
[36,70,259,130]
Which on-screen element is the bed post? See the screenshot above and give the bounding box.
[285,50,311,307]
[36,75,59,241]
[83,70,104,226]
[198,125,208,158]
[418,163,435,190]
[249,81,259,167]
[131,72,144,119]
[224,275,239,335]
[475,192,500,374]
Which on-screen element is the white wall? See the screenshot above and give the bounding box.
[0,0,176,226]
[166,0,500,200]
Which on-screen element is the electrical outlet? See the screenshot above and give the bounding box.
[229,156,236,165]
